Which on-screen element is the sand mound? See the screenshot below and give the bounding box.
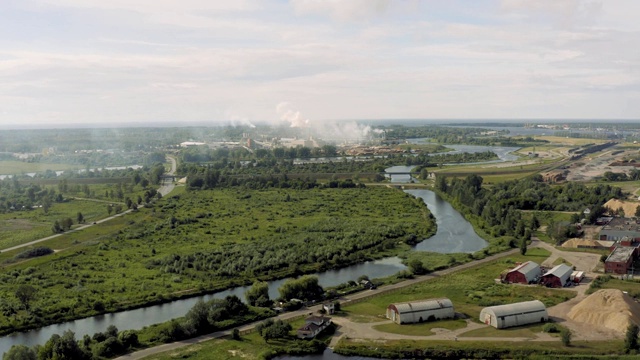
[561,238,600,248]
[567,289,640,333]
[604,199,639,218]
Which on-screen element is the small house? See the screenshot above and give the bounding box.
[386,298,454,324]
[323,302,335,315]
[480,300,548,329]
[296,316,332,339]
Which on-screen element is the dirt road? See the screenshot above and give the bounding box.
[1,155,177,253]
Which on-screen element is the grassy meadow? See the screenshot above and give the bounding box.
[0,199,118,250]
[335,338,626,359]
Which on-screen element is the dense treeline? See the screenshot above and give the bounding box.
[178,150,501,188]
[0,127,212,153]
[436,174,622,239]
[185,169,364,191]
[602,169,640,182]
[407,151,498,167]
[381,125,555,147]
[381,125,504,141]
[0,165,164,213]
[12,151,164,169]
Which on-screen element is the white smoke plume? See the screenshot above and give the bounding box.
[276,102,310,128]
[224,110,256,128]
[274,101,387,143]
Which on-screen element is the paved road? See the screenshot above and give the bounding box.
[115,247,522,360]
[1,155,177,253]
[158,156,177,196]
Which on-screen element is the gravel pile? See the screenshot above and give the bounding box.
[567,289,640,333]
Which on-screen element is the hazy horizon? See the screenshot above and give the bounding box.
[1,118,639,131]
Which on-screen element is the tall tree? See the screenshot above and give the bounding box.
[245,281,272,307]
[15,285,37,311]
[519,238,528,256]
[2,345,36,360]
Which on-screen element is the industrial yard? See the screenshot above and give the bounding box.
[330,239,624,345]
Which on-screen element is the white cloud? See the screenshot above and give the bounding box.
[1,0,640,126]
[290,0,391,21]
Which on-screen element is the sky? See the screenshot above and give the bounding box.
[0,0,639,128]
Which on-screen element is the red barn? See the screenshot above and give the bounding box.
[503,261,541,284]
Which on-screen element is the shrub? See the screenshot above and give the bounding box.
[542,323,560,333]
[14,247,54,259]
[561,329,572,346]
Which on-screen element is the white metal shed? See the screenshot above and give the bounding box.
[386,298,454,324]
[479,300,548,329]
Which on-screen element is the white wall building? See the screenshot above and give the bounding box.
[479,300,548,329]
[386,298,454,324]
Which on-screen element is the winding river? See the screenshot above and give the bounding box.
[0,171,490,355]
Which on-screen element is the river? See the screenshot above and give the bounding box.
[0,173,488,355]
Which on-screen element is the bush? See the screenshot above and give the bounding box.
[396,270,414,279]
[542,323,560,333]
[14,247,54,259]
[561,329,572,346]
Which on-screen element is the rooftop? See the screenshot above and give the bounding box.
[606,246,636,263]
[602,217,640,233]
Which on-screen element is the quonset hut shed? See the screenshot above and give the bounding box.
[479,300,548,329]
[386,298,454,324]
[503,261,541,284]
[541,264,573,288]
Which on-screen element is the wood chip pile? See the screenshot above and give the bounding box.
[567,289,640,333]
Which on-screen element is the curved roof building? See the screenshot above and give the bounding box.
[479,300,548,329]
[386,298,454,324]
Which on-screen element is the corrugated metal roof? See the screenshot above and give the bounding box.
[392,298,453,314]
[482,300,546,317]
[543,263,572,283]
[508,261,540,280]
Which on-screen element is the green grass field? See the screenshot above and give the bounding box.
[141,335,273,360]
[459,323,544,338]
[373,319,467,336]
[589,277,640,297]
[0,199,117,250]
[335,338,626,359]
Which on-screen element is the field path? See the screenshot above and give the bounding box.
[1,155,177,253]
